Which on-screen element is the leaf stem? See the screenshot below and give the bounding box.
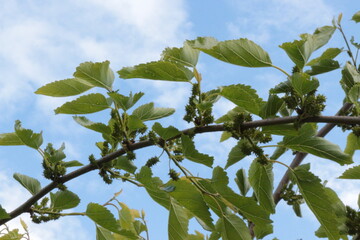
[271,64,291,77]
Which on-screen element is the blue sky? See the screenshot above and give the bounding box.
[1,0,360,239]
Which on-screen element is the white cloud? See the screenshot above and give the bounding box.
[226,0,335,44]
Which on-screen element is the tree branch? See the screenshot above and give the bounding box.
[0,113,358,225]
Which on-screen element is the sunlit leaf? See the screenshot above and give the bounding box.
[291,164,344,240]
[86,203,137,239]
[35,78,93,97]
[352,11,360,23]
[306,59,340,76]
[215,106,245,123]
[135,167,170,209]
[211,167,272,238]
[74,61,114,90]
[13,173,41,195]
[0,133,23,146]
[340,62,360,93]
[132,102,175,121]
[225,140,248,169]
[50,190,81,210]
[306,48,342,66]
[220,214,252,240]
[188,37,272,67]
[96,226,114,240]
[290,72,319,96]
[152,122,181,140]
[62,160,83,167]
[261,124,298,136]
[73,116,111,135]
[167,179,214,230]
[118,61,194,82]
[283,124,352,165]
[55,93,110,114]
[344,133,360,157]
[181,135,214,167]
[115,156,137,174]
[118,202,136,233]
[235,169,251,196]
[259,95,284,118]
[248,161,275,213]
[14,120,43,149]
[107,92,144,111]
[220,84,263,115]
[168,198,189,240]
[162,41,200,67]
[0,205,10,220]
[339,165,360,179]
[0,229,23,240]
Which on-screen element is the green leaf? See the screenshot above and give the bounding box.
[339,165,360,179]
[220,214,252,240]
[340,62,360,93]
[344,133,360,157]
[248,161,275,213]
[188,37,272,67]
[350,36,360,50]
[225,140,248,169]
[0,229,23,240]
[152,122,181,140]
[307,48,342,66]
[186,231,205,240]
[14,120,43,149]
[280,26,335,69]
[50,190,81,210]
[74,61,114,90]
[269,80,292,94]
[306,59,340,76]
[135,167,170,209]
[291,165,344,240]
[220,84,263,115]
[0,205,10,220]
[118,61,194,82]
[168,198,189,240]
[132,102,175,121]
[261,124,298,136]
[73,116,111,135]
[181,135,214,167]
[118,202,136,233]
[55,93,110,114]
[0,133,23,146]
[62,160,83,167]
[290,72,319,96]
[115,156,137,174]
[348,85,360,110]
[167,179,214,230]
[162,41,200,67]
[235,169,251,196]
[283,124,352,165]
[259,95,284,118]
[211,167,272,238]
[280,39,311,69]
[96,226,114,240]
[35,78,93,97]
[215,106,245,123]
[352,11,360,23]
[13,173,41,195]
[86,203,138,238]
[311,26,336,50]
[127,115,146,132]
[107,92,144,111]
[270,146,287,160]
[220,131,232,142]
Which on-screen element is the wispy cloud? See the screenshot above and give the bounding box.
[226,0,335,44]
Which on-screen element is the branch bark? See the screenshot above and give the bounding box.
[0,113,357,225]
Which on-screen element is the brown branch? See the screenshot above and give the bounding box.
[0,113,358,225]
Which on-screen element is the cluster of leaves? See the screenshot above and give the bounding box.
[1,10,360,240]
